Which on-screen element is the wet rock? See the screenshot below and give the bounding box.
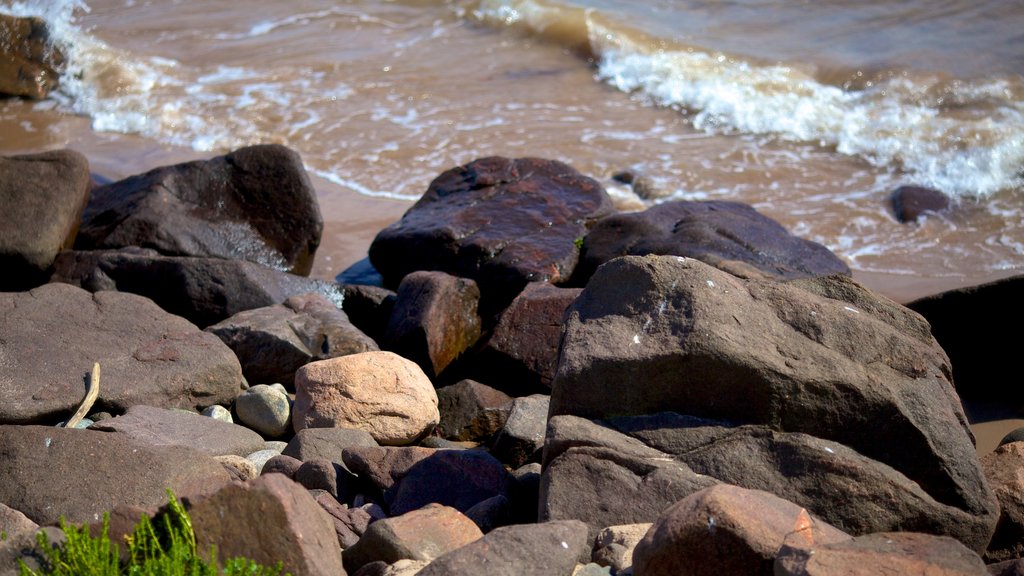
[633,484,850,576]
[51,248,344,328]
[0,425,231,526]
[310,490,372,549]
[0,150,91,290]
[282,427,378,465]
[474,283,581,394]
[186,473,344,576]
[436,379,513,442]
[549,255,997,550]
[75,144,322,276]
[235,384,292,438]
[0,283,242,425]
[415,519,590,576]
[384,271,482,379]
[612,169,669,200]
[207,292,377,389]
[293,351,439,446]
[775,532,987,576]
[573,200,849,284]
[342,283,396,345]
[907,275,1024,402]
[491,394,549,468]
[342,504,483,573]
[88,404,264,457]
[892,185,950,223]
[369,156,615,313]
[592,523,651,574]
[981,442,1024,562]
[0,15,63,99]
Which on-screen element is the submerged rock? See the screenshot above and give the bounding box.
[891,185,950,223]
[0,14,63,99]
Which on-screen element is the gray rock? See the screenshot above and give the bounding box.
[981,441,1024,562]
[202,405,233,423]
[246,448,285,474]
[775,532,987,576]
[89,404,264,457]
[491,394,549,468]
[235,384,292,438]
[282,427,378,465]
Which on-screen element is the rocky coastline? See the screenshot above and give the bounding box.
[2,142,1023,576]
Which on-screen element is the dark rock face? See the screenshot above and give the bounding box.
[207,293,377,388]
[369,157,614,311]
[0,15,63,99]
[549,256,996,551]
[907,275,1024,402]
[0,425,231,526]
[0,283,242,425]
[88,404,265,457]
[0,150,91,290]
[490,394,549,468]
[75,144,322,276]
[51,248,344,328]
[573,200,849,284]
[891,185,950,223]
[342,284,396,345]
[775,532,987,576]
[384,271,482,379]
[436,380,513,442]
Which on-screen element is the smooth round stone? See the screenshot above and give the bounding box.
[202,404,234,423]
[235,384,292,438]
[246,448,284,474]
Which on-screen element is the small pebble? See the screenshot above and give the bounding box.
[202,405,233,423]
[235,384,292,438]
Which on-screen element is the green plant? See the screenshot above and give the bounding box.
[573,236,585,250]
[20,490,287,576]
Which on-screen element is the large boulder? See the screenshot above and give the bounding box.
[75,145,322,276]
[0,14,63,99]
[0,150,91,290]
[573,200,849,283]
[549,256,997,551]
[775,532,988,576]
[0,283,242,425]
[0,425,231,526]
[369,157,614,312]
[51,248,344,327]
[88,404,265,457]
[981,441,1024,562]
[207,292,377,389]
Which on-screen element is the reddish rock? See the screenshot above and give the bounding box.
[88,404,264,457]
[310,491,373,549]
[436,380,513,442]
[341,446,437,503]
[0,15,63,99]
[294,459,344,500]
[186,473,344,576]
[775,532,987,576]
[384,271,481,379]
[262,454,303,479]
[369,156,615,313]
[76,145,322,276]
[633,484,850,576]
[0,150,91,290]
[892,185,950,223]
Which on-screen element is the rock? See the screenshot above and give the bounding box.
[775,532,987,576]
[415,519,590,576]
[0,425,231,525]
[990,559,1024,576]
[0,15,63,99]
[592,523,651,574]
[981,442,1024,562]
[369,156,615,313]
[341,446,437,504]
[75,144,322,276]
[235,384,292,438]
[207,293,377,389]
[474,283,582,394]
[573,200,850,284]
[632,484,850,576]
[282,427,379,465]
[549,255,997,551]
[203,405,233,423]
[0,283,243,425]
[463,494,511,533]
[0,503,38,541]
[0,150,91,290]
[384,271,482,379]
[612,170,668,200]
[51,248,344,328]
[246,448,284,474]
[907,275,1024,402]
[491,394,549,468]
[310,490,372,549]
[186,473,344,576]
[294,459,345,500]
[387,450,513,517]
[342,283,396,345]
[88,404,264,457]
[353,560,429,576]
[293,351,439,446]
[892,185,950,222]
[337,257,385,286]
[436,380,513,442]
[262,454,303,479]
[342,504,483,573]
[216,454,259,482]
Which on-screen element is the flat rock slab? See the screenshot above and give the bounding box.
[369,156,614,310]
[574,200,850,283]
[0,283,243,425]
[282,427,379,465]
[51,248,344,328]
[0,15,63,99]
[775,532,988,576]
[76,144,322,276]
[88,405,265,457]
[0,150,91,290]
[0,425,231,526]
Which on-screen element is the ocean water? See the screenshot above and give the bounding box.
[1,0,1022,295]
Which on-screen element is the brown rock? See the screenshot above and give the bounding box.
[982,441,1024,562]
[0,15,63,99]
[892,185,950,223]
[88,404,265,457]
[341,283,396,345]
[282,427,379,464]
[491,394,549,468]
[0,150,91,290]
[76,144,322,276]
[436,380,513,442]
[384,271,481,379]
[0,283,243,425]
[775,532,987,576]
[293,351,439,445]
[215,455,259,482]
[262,454,303,479]
[989,559,1024,576]
[0,503,38,541]
[310,491,372,549]
[341,446,437,502]
[633,484,850,576]
[386,450,512,518]
[0,425,231,526]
